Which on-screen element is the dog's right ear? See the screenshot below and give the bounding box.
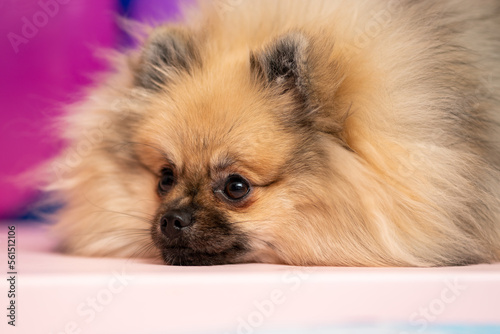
[133,27,201,90]
[250,32,309,98]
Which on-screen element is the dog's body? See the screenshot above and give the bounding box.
[47,0,500,266]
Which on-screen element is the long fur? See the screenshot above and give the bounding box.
[45,0,500,266]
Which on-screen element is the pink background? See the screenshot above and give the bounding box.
[0,0,180,218]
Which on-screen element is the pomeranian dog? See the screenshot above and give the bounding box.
[45,0,500,266]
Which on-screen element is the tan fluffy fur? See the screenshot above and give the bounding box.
[46,0,500,266]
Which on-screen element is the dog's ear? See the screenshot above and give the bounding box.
[134,27,201,90]
[250,32,309,99]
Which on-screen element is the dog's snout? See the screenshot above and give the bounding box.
[160,210,193,238]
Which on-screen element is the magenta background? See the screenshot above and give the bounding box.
[0,0,181,219]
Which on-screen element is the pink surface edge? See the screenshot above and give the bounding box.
[1,223,499,334]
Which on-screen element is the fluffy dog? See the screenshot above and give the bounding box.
[46,0,500,266]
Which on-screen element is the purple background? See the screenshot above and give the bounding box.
[0,0,181,219]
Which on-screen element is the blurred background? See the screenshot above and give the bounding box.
[0,0,184,220]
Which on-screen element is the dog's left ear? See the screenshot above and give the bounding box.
[133,27,201,90]
[250,32,309,99]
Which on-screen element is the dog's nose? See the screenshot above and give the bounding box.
[160,210,193,238]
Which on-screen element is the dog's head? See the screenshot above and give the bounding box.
[51,23,413,266]
[52,21,407,266]
[127,27,348,265]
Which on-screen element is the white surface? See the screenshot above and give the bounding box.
[1,222,500,334]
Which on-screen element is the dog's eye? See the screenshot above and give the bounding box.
[224,175,250,200]
[158,168,175,194]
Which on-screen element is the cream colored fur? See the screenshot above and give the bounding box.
[46,0,500,266]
